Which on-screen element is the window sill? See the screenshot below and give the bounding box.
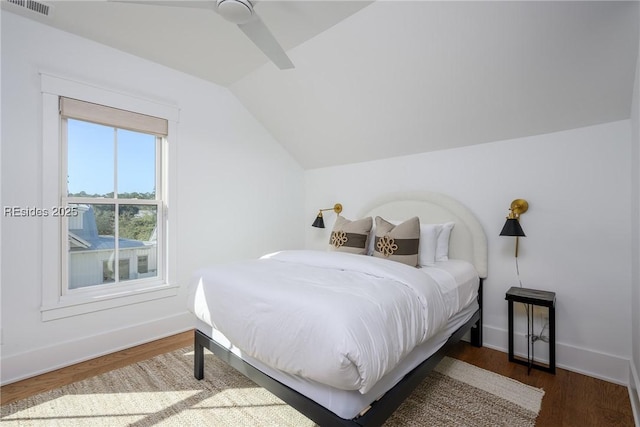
[40,283,180,322]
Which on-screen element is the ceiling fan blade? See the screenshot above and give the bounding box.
[109,0,215,10]
[112,0,293,70]
[238,16,294,69]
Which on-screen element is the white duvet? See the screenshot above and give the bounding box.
[188,250,449,394]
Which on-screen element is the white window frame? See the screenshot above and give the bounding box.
[60,106,164,293]
[40,73,179,321]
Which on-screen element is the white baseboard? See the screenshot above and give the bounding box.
[1,311,194,385]
[630,360,640,427]
[483,324,631,386]
[2,319,633,392]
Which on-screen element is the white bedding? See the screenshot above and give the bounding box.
[422,259,479,317]
[188,250,476,394]
[194,301,478,420]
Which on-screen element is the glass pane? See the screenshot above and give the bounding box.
[68,204,115,289]
[67,119,114,197]
[118,204,158,282]
[117,129,156,199]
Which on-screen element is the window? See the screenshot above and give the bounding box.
[138,255,149,274]
[40,74,179,321]
[60,98,165,293]
[103,259,130,283]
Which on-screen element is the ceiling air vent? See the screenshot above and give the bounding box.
[6,0,52,17]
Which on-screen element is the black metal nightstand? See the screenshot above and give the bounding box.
[505,287,556,374]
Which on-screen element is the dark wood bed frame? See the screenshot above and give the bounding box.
[194,279,483,426]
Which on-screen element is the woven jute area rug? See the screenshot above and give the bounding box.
[1,348,544,426]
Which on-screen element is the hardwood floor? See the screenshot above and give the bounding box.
[0,331,192,406]
[446,341,636,427]
[1,331,636,426]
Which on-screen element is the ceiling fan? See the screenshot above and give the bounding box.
[112,0,294,69]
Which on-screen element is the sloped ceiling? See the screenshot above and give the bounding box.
[231,1,639,169]
[0,0,373,86]
[3,1,638,169]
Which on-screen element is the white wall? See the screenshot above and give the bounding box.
[630,19,640,423]
[0,12,304,384]
[305,121,633,385]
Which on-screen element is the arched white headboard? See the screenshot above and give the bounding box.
[359,191,488,278]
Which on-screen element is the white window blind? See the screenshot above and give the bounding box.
[60,97,168,136]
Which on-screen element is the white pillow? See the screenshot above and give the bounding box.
[417,223,441,266]
[368,220,441,266]
[435,222,455,261]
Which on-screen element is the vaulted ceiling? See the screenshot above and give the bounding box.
[2,0,372,86]
[4,1,639,169]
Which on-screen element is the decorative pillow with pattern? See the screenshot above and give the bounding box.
[328,215,373,255]
[373,216,420,267]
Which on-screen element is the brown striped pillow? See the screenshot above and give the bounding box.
[328,215,373,255]
[373,216,420,267]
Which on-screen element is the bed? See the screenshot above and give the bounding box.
[188,191,488,426]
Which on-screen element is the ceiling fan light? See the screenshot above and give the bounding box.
[217,0,253,25]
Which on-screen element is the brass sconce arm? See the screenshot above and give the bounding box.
[317,204,343,216]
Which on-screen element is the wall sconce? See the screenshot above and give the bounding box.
[500,199,528,257]
[311,203,343,228]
